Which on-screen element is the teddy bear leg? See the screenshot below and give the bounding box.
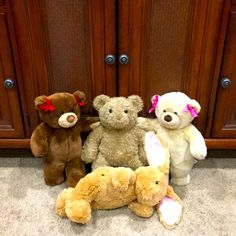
[43,160,65,186]
[91,154,109,170]
[170,160,194,186]
[65,199,91,224]
[56,188,73,217]
[128,201,154,218]
[65,157,86,187]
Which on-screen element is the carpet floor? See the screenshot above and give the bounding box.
[0,150,236,236]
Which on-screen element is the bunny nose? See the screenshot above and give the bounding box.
[67,115,75,123]
[164,115,172,122]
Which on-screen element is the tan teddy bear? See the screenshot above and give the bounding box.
[138,92,207,186]
[81,95,147,170]
[56,132,183,229]
[30,91,98,187]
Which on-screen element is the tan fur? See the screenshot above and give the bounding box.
[81,95,147,170]
[30,91,98,187]
[56,139,183,228]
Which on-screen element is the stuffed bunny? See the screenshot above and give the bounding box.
[56,132,183,229]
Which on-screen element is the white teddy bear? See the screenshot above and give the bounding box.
[138,92,207,186]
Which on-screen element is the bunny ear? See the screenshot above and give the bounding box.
[144,132,166,167]
[157,186,183,229]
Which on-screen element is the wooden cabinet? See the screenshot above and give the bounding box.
[0,0,235,149]
[0,2,24,139]
[211,3,236,138]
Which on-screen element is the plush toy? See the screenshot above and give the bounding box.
[81,95,147,170]
[138,92,207,186]
[30,90,98,187]
[56,132,183,229]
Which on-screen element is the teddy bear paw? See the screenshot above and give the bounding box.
[65,200,91,224]
[170,175,190,186]
[45,176,65,186]
[190,144,207,160]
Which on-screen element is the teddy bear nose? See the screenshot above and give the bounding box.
[164,115,172,122]
[67,115,75,123]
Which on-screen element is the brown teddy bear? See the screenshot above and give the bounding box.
[81,95,147,170]
[30,90,97,187]
[56,132,183,229]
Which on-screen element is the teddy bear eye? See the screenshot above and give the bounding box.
[163,110,166,112]
[124,110,128,113]
[174,112,178,115]
[155,181,159,185]
[109,109,113,113]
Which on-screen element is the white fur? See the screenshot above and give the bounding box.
[144,132,166,167]
[140,92,207,186]
[158,196,182,226]
[58,112,78,128]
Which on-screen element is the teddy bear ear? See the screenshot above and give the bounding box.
[34,95,47,110]
[189,99,201,114]
[127,95,143,112]
[73,90,86,102]
[93,95,111,111]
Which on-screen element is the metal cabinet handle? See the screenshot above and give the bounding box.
[105,54,116,65]
[119,54,129,64]
[221,77,232,88]
[4,78,15,89]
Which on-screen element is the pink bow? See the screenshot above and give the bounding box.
[149,95,159,113]
[183,104,198,118]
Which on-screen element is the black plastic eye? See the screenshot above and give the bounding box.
[174,112,178,115]
[124,110,128,113]
[163,110,166,112]
[155,181,159,185]
[101,173,105,176]
[109,109,113,113]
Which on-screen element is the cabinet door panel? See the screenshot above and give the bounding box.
[118,0,213,124]
[0,12,24,138]
[28,0,116,114]
[212,11,236,137]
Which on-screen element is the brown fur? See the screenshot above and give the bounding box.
[30,91,98,187]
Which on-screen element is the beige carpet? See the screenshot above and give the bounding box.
[0,150,236,236]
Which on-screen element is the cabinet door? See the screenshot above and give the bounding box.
[117,0,211,122]
[0,10,24,138]
[212,10,236,137]
[26,0,117,116]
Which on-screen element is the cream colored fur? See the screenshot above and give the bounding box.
[138,92,207,186]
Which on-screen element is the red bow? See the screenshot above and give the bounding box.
[76,97,86,107]
[39,98,56,112]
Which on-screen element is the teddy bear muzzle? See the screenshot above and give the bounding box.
[58,112,78,128]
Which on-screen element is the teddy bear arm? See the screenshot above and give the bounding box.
[30,123,50,157]
[186,125,207,160]
[128,201,154,218]
[80,117,100,133]
[137,136,148,165]
[137,117,159,132]
[81,127,103,163]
